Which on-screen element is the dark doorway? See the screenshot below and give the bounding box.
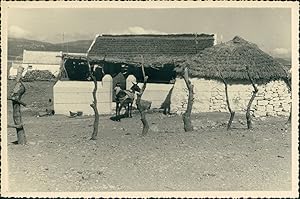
[64,59,89,80]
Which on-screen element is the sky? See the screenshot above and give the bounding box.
[7,8,291,58]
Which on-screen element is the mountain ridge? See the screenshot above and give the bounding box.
[8,37,92,60]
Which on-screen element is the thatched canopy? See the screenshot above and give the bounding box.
[85,35,289,83]
[175,36,290,81]
[87,33,215,66]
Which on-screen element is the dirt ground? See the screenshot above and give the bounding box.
[5,81,292,192]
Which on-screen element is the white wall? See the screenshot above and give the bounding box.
[53,74,174,116]
[171,78,291,117]
[53,75,113,115]
[126,75,174,109]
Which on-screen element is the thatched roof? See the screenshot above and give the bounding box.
[175,36,290,81]
[87,33,215,64]
[87,35,289,82]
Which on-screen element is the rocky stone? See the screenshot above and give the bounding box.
[271,87,278,93]
[267,81,275,87]
[272,92,279,98]
[257,100,269,106]
[274,107,283,112]
[279,96,286,100]
[266,105,274,112]
[272,101,281,107]
[282,104,290,112]
[277,89,285,95]
[265,87,271,92]
[215,95,224,100]
[256,105,266,112]
[277,111,290,117]
[266,111,276,117]
[273,97,280,101]
[264,94,272,100]
[254,111,266,117]
[255,96,264,100]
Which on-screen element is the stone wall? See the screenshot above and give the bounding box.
[170,78,291,117]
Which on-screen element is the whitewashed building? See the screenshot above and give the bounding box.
[21,50,62,77]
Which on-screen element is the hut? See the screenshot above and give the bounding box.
[171,36,291,117]
[53,33,216,115]
[87,33,216,109]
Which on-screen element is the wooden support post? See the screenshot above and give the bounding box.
[182,67,194,132]
[87,59,100,140]
[136,56,151,136]
[217,70,235,130]
[246,65,258,129]
[9,67,27,145]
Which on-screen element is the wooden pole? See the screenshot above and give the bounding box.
[136,56,151,135]
[246,65,258,129]
[217,70,235,130]
[9,66,27,145]
[87,58,100,140]
[182,67,194,132]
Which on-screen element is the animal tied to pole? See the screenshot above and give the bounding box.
[114,82,141,121]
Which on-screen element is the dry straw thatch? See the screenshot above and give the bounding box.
[88,35,290,82]
[87,33,214,66]
[174,36,290,81]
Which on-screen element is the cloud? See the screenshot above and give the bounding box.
[8,25,31,38]
[272,48,290,56]
[109,26,166,35]
[50,32,94,43]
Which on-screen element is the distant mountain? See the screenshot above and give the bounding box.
[8,37,92,60]
[274,57,291,66]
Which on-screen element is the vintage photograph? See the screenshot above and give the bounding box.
[1,2,299,198]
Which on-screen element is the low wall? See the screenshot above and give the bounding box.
[170,78,291,117]
[53,74,174,116]
[53,75,113,115]
[126,75,174,109]
[54,75,290,117]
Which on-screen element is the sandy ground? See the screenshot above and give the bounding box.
[5,81,292,192]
